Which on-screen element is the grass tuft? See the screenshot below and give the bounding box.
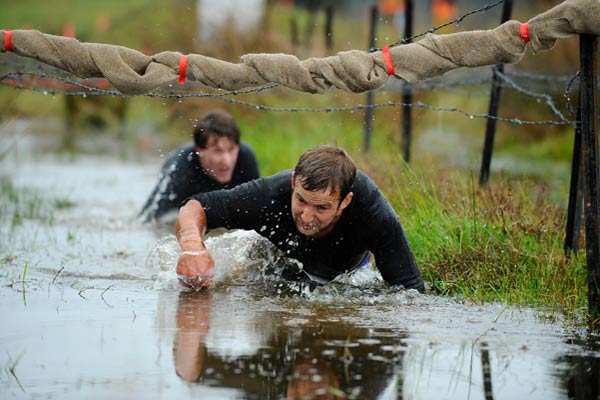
[363,156,587,319]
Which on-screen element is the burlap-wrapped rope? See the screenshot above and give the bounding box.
[1,0,598,95]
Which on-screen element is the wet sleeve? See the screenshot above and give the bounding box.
[368,197,425,292]
[188,177,270,231]
[138,159,179,221]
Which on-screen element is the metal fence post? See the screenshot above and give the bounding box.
[324,5,334,50]
[479,0,513,185]
[565,105,584,253]
[579,33,600,318]
[363,5,378,152]
[402,0,414,162]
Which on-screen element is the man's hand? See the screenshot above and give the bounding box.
[176,251,215,289]
[175,199,214,289]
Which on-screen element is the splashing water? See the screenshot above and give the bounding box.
[147,230,294,290]
[146,229,387,297]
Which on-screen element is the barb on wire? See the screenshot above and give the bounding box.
[563,70,580,116]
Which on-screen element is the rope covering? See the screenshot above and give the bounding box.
[1,0,598,95]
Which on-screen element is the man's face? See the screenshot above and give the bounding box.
[197,136,240,184]
[291,176,353,239]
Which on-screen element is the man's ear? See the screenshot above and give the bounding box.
[195,145,203,155]
[339,192,353,211]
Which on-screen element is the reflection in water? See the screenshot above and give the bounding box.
[167,285,600,400]
[480,342,494,400]
[562,333,600,400]
[173,290,407,399]
[174,291,211,382]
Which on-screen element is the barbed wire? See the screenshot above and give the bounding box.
[563,71,580,116]
[0,71,280,98]
[494,67,570,123]
[378,0,505,50]
[196,96,573,126]
[0,68,578,127]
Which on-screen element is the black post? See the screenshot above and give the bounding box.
[565,105,584,253]
[290,16,299,49]
[579,34,600,318]
[363,5,378,152]
[402,0,414,162]
[479,0,513,185]
[324,5,334,50]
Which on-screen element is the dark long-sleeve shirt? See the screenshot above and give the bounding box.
[140,142,259,221]
[188,170,424,292]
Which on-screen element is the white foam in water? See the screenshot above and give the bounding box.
[148,230,283,290]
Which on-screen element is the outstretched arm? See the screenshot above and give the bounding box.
[175,199,215,289]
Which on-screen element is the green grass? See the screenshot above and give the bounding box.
[364,156,588,321]
[0,178,73,231]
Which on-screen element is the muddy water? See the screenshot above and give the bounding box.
[1,132,599,400]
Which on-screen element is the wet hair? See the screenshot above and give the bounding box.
[294,145,356,201]
[193,110,241,148]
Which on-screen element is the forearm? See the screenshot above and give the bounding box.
[176,200,208,252]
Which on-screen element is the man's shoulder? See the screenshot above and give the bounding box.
[162,144,196,166]
[268,169,293,187]
[195,169,291,208]
[353,170,380,194]
[350,170,394,220]
[238,141,258,158]
[243,169,292,198]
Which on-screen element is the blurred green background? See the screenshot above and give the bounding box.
[0,0,581,180]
